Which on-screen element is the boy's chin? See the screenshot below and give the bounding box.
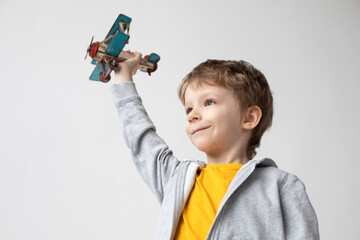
[193,143,217,154]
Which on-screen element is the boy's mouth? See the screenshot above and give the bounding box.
[192,126,210,135]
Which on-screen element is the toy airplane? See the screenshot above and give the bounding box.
[85,14,160,83]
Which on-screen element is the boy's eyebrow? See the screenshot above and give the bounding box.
[184,91,221,106]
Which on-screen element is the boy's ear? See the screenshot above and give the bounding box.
[242,106,262,130]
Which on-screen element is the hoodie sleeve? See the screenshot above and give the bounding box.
[110,82,181,203]
[280,174,320,240]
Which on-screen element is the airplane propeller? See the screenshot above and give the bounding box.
[84,36,94,60]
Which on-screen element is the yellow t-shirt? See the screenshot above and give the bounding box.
[174,162,243,239]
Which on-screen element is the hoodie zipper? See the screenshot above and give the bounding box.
[206,159,259,239]
[170,162,187,239]
[170,160,206,239]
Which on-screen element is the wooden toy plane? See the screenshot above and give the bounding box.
[85,14,160,83]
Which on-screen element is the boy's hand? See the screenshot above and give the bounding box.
[114,51,142,84]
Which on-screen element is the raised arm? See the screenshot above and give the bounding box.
[111,52,181,203]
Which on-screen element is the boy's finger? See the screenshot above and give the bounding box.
[133,51,142,60]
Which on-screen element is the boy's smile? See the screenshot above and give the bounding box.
[184,82,248,163]
[192,126,211,135]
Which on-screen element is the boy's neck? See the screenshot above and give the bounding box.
[206,149,249,165]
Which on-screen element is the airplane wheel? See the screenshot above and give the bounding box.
[152,63,158,72]
[99,72,111,83]
[147,64,158,75]
[109,59,120,70]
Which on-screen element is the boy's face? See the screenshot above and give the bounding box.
[184,82,246,155]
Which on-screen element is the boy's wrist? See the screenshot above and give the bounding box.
[115,72,133,84]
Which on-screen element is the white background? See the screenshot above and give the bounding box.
[1,0,359,239]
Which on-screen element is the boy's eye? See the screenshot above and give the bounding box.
[185,100,215,115]
[205,99,216,106]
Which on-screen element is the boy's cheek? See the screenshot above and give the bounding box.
[185,130,192,139]
[185,124,191,136]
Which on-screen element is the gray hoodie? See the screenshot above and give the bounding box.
[110,82,319,240]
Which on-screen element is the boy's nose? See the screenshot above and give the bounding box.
[187,109,201,122]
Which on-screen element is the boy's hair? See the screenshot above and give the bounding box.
[178,59,273,159]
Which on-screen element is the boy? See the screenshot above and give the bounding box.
[110,52,319,239]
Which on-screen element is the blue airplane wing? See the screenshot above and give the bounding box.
[105,31,129,57]
[105,14,132,41]
[104,14,131,57]
[89,62,107,81]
